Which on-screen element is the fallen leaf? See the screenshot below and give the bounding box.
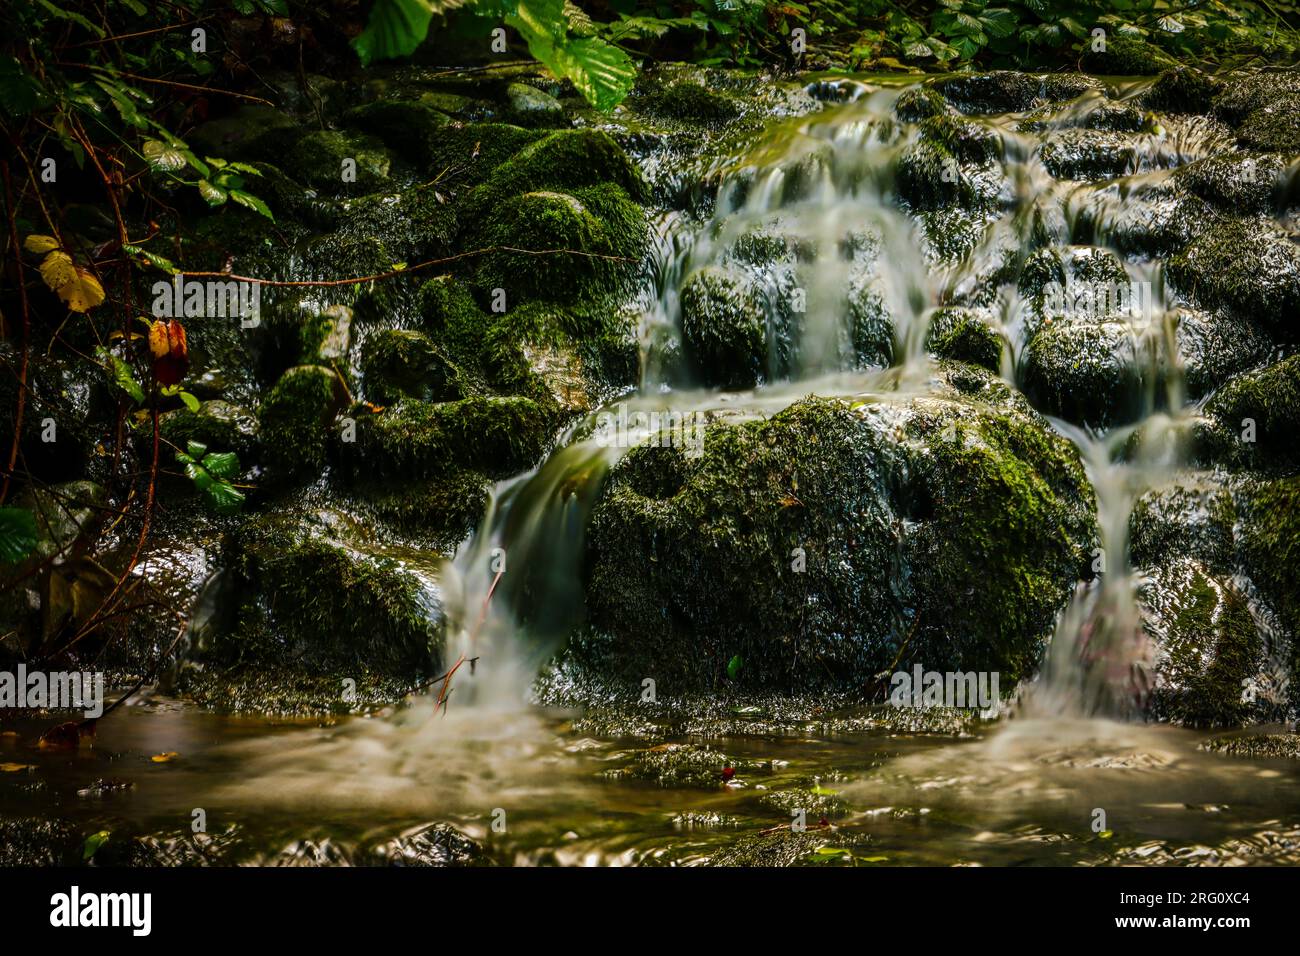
[151,751,179,763]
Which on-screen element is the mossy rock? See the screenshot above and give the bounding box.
[635,81,741,125]
[679,266,767,389]
[187,105,301,163]
[360,329,463,405]
[426,123,546,190]
[342,469,490,554]
[340,99,452,163]
[461,128,646,224]
[284,130,392,196]
[926,308,1003,373]
[1174,152,1286,214]
[586,372,1095,691]
[160,400,258,460]
[1213,71,1300,152]
[465,185,647,304]
[894,86,954,123]
[1037,129,1141,180]
[1167,218,1300,334]
[1082,36,1178,75]
[1205,356,1300,466]
[1143,560,1264,728]
[896,115,1002,211]
[257,365,348,482]
[1020,318,1145,429]
[342,395,550,481]
[1237,106,1300,153]
[928,72,1099,114]
[1129,480,1237,575]
[193,511,439,690]
[1144,66,1221,114]
[1239,477,1300,711]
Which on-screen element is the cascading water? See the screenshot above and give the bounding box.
[438,79,1232,720]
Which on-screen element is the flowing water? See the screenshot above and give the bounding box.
[4,78,1299,866]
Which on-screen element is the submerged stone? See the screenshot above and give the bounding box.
[679,266,768,389]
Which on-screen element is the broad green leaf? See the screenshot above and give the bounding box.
[229,190,274,221]
[186,441,209,459]
[82,829,111,861]
[142,138,186,173]
[727,654,743,680]
[179,390,202,413]
[96,348,145,404]
[0,507,38,563]
[203,479,246,515]
[197,179,228,206]
[121,243,178,274]
[201,451,240,481]
[353,0,469,66]
[980,8,1019,39]
[550,37,637,112]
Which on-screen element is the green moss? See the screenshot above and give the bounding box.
[1145,562,1262,728]
[1020,319,1144,428]
[1168,218,1300,331]
[160,400,257,459]
[360,329,463,405]
[1237,106,1300,153]
[930,72,1098,114]
[926,308,1003,373]
[340,99,451,163]
[894,86,952,122]
[198,511,438,686]
[461,128,646,223]
[1037,129,1141,180]
[896,115,1001,211]
[466,184,646,304]
[343,395,550,481]
[426,123,546,189]
[679,266,767,389]
[1240,477,1300,710]
[257,365,348,481]
[1082,36,1178,75]
[636,82,740,125]
[1206,356,1300,466]
[284,129,391,196]
[1129,481,1237,573]
[585,382,1094,691]
[343,469,491,553]
[1144,66,1220,114]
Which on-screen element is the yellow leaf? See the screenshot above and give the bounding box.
[39,250,77,292]
[151,751,179,763]
[61,268,105,312]
[24,234,59,254]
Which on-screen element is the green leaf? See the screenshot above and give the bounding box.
[229,190,274,221]
[979,8,1019,39]
[0,507,38,563]
[0,56,44,118]
[82,829,111,861]
[353,0,469,66]
[121,243,178,274]
[727,654,744,680]
[202,479,246,515]
[179,390,202,413]
[186,441,209,459]
[197,179,228,206]
[142,139,186,173]
[96,347,145,404]
[549,37,637,112]
[201,451,240,481]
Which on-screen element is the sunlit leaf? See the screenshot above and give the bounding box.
[23,234,59,254]
[0,507,38,563]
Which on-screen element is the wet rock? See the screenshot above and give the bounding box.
[679,266,767,389]
[586,367,1095,691]
[1174,152,1287,213]
[1142,560,1264,728]
[161,400,258,460]
[1205,355,1300,467]
[0,819,82,866]
[1214,71,1300,152]
[340,99,451,164]
[926,307,1003,373]
[1202,733,1300,760]
[1070,178,1211,258]
[368,822,487,866]
[465,186,647,304]
[1082,36,1178,75]
[257,365,349,482]
[929,72,1099,114]
[705,829,824,866]
[284,130,392,196]
[506,81,563,117]
[1143,66,1222,114]
[605,743,769,789]
[634,81,741,126]
[1021,318,1146,429]
[894,87,954,123]
[1238,477,1300,709]
[342,395,551,481]
[360,329,463,405]
[1037,129,1142,180]
[896,115,1004,210]
[187,105,300,162]
[1168,217,1300,333]
[1129,479,1237,574]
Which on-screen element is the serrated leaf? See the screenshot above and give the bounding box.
[229,190,274,221]
[121,243,177,274]
[0,507,38,563]
[186,441,208,459]
[201,451,240,480]
[39,251,77,291]
[202,479,245,515]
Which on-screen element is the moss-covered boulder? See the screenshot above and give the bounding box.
[679,266,768,389]
[635,81,741,125]
[465,185,647,303]
[926,308,1003,373]
[1144,66,1221,114]
[585,367,1095,691]
[1037,129,1141,180]
[1170,218,1300,334]
[284,130,392,195]
[360,329,463,405]
[1205,356,1300,466]
[257,365,349,482]
[342,395,550,481]
[1129,479,1237,574]
[1239,477,1300,710]
[1213,71,1300,152]
[160,400,258,460]
[1082,36,1178,75]
[339,99,451,163]
[928,72,1099,114]
[1021,318,1146,428]
[1142,560,1264,728]
[1174,152,1286,214]
[896,115,1003,210]
[182,511,439,710]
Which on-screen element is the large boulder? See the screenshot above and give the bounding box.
[584,365,1096,691]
